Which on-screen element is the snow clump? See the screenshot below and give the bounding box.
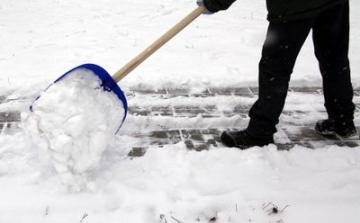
[21,68,125,190]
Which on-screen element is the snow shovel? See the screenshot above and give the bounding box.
[31,6,206,131]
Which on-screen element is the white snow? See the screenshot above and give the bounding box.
[21,68,125,191]
[0,0,360,222]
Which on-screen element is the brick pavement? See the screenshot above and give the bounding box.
[1,87,359,157]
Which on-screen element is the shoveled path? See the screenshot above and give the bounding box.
[1,87,359,157]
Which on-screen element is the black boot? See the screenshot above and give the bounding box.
[315,119,358,138]
[221,130,274,149]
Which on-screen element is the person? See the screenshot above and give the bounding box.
[196,0,357,149]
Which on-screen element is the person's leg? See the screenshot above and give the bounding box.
[221,19,314,148]
[246,19,313,138]
[312,2,355,129]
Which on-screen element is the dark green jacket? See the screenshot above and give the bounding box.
[203,0,348,22]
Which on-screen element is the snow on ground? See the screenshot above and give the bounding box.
[1,0,360,222]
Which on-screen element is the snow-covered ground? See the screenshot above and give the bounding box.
[1,0,360,222]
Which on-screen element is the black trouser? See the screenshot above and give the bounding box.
[247,2,355,138]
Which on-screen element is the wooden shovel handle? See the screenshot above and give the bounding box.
[112,6,206,82]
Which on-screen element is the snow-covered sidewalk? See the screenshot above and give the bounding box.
[2,86,360,151]
[1,85,360,223]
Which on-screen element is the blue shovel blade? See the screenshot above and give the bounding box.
[31,63,128,133]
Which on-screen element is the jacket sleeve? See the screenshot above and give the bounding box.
[203,0,237,13]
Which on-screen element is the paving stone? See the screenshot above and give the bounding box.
[249,87,259,94]
[339,140,360,148]
[289,87,322,93]
[128,147,147,157]
[184,140,195,149]
[173,106,202,117]
[201,105,222,118]
[233,104,250,116]
[166,88,190,97]
[148,130,182,145]
[206,139,217,147]
[356,106,360,112]
[192,88,214,97]
[276,143,296,151]
[0,95,6,103]
[0,112,21,122]
[167,130,182,143]
[128,106,151,116]
[208,88,234,96]
[173,105,221,117]
[181,129,204,141]
[201,129,221,135]
[283,127,325,142]
[130,89,167,95]
[282,110,309,116]
[233,88,254,96]
[150,130,168,139]
[151,106,173,116]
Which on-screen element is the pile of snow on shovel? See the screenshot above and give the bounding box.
[21,69,125,190]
